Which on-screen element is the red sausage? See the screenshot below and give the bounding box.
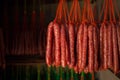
[112,23,119,73]
[53,22,61,67]
[117,24,120,72]
[52,39,55,66]
[61,24,67,67]
[81,24,88,71]
[76,31,79,56]
[88,25,94,73]
[117,24,120,55]
[107,24,113,70]
[93,26,99,72]
[46,22,53,67]
[68,23,75,68]
[103,24,108,70]
[100,24,104,70]
[78,24,84,72]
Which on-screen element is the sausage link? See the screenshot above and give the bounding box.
[54,23,61,67]
[117,24,120,54]
[103,24,108,70]
[107,24,113,69]
[76,31,79,55]
[88,25,94,73]
[100,24,104,70]
[61,24,67,67]
[81,24,88,70]
[69,23,75,68]
[93,26,99,72]
[46,22,54,67]
[117,24,120,72]
[52,39,55,66]
[112,23,119,73]
[78,24,84,72]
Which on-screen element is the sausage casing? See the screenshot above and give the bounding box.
[46,22,53,67]
[54,23,61,67]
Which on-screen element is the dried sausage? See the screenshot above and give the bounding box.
[54,22,61,67]
[107,24,113,69]
[100,24,104,70]
[88,25,94,73]
[68,23,75,68]
[112,23,119,73]
[117,24,120,56]
[117,24,120,71]
[52,39,55,66]
[46,22,53,67]
[81,24,88,71]
[78,24,84,72]
[93,26,99,71]
[61,24,67,67]
[103,24,108,70]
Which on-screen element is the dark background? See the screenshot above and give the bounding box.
[0,0,96,29]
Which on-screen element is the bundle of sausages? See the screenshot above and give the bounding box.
[75,0,99,73]
[46,0,120,74]
[68,0,81,72]
[46,0,69,67]
[99,0,120,73]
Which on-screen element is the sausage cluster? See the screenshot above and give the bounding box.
[45,0,120,74]
[46,22,69,67]
[100,22,120,74]
[46,21,100,73]
[46,21,120,74]
[75,23,99,73]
